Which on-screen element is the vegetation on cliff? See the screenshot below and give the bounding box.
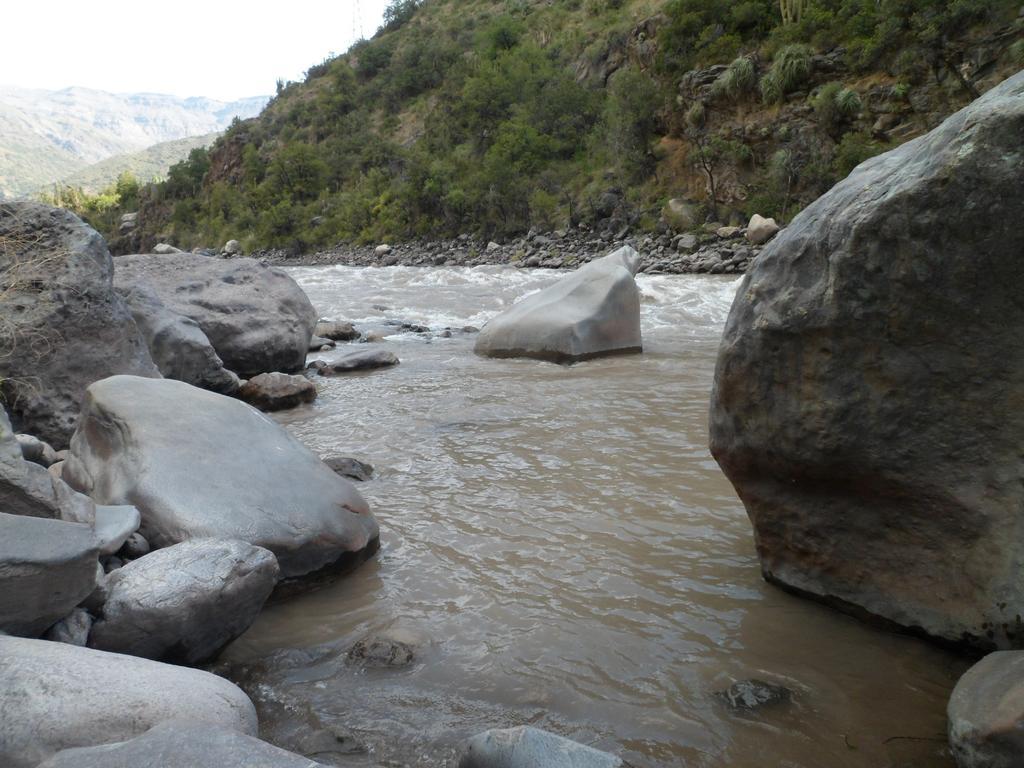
[57,0,1024,252]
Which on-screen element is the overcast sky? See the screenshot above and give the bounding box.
[2,0,391,101]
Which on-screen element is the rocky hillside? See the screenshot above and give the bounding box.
[70,0,1024,253]
[0,87,267,198]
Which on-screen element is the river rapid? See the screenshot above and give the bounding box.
[222,264,966,768]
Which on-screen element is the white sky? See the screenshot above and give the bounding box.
[2,0,391,101]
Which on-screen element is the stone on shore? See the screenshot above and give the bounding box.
[89,539,279,664]
[222,239,243,255]
[238,372,317,411]
[63,376,379,578]
[113,252,317,377]
[315,320,360,341]
[0,202,159,447]
[117,283,240,394]
[16,433,59,467]
[709,70,1024,648]
[0,512,99,637]
[474,245,643,364]
[458,726,625,768]
[948,651,1024,768]
[0,635,257,768]
[744,213,779,244]
[319,348,400,374]
[36,721,325,768]
[153,243,183,254]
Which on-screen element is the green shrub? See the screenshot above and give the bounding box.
[812,82,861,134]
[685,101,706,128]
[711,56,757,101]
[833,131,886,178]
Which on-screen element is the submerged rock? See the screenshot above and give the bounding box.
[0,635,257,768]
[64,376,379,579]
[89,539,279,664]
[323,456,375,482]
[458,726,625,768]
[238,372,317,411]
[114,252,317,377]
[320,348,400,374]
[474,246,643,364]
[709,70,1024,649]
[948,651,1024,768]
[0,202,159,446]
[715,679,792,714]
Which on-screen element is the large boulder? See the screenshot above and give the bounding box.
[709,71,1024,649]
[0,512,99,637]
[474,246,643,364]
[117,283,240,394]
[0,635,257,768]
[458,726,625,768]
[113,252,317,377]
[37,721,325,768]
[63,376,379,578]
[0,202,159,447]
[89,539,279,664]
[948,651,1024,768]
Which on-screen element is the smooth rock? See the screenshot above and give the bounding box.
[120,531,150,560]
[64,376,379,579]
[89,539,279,664]
[315,320,360,341]
[0,202,159,446]
[238,372,317,411]
[458,726,625,768]
[114,252,317,377]
[0,512,99,636]
[44,608,92,646]
[309,334,336,350]
[16,433,59,467]
[323,456,374,482]
[92,505,141,556]
[0,635,257,768]
[153,243,182,254]
[710,70,1024,649]
[474,246,643,364]
[36,720,325,768]
[745,213,780,244]
[375,244,392,255]
[948,651,1024,768]
[222,239,243,255]
[716,225,742,239]
[117,283,240,394]
[320,348,400,374]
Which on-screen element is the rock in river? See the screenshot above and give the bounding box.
[709,70,1024,649]
[0,202,158,447]
[63,376,379,579]
[948,651,1024,768]
[319,348,400,374]
[89,539,279,664]
[0,635,257,768]
[474,246,643,363]
[458,726,625,768]
[238,372,317,411]
[113,252,317,377]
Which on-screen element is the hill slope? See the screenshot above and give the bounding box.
[0,86,267,198]
[70,0,1024,253]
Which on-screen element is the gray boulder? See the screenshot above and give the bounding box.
[44,607,93,646]
[323,456,374,482]
[0,202,159,447]
[458,726,625,768]
[948,651,1024,768]
[309,335,336,350]
[475,246,643,364]
[63,376,379,578]
[114,252,317,377]
[89,539,279,664]
[117,284,240,394]
[153,243,183,254]
[319,348,400,374]
[0,635,257,768]
[16,433,59,466]
[0,512,99,637]
[238,372,317,411]
[222,238,243,255]
[315,320,360,341]
[37,720,325,768]
[745,213,779,244]
[709,71,1024,649]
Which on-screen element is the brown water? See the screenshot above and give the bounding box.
[222,265,966,768]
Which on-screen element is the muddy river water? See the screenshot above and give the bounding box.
[222,265,967,768]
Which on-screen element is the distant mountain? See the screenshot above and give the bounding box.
[52,132,221,194]
[0,86,267,199]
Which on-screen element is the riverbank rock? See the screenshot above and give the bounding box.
[475,246,643,364]
[0,202,158,447]
[36,721,325,768]
[948,651,1024,768]
[238,372,317,411]
[458,726,625,768]
[0,635,257,768]
[63,376,379,579]
[315,320,360,341]
[117,284,240,394]
[89,539,279,664]
[745,214,779,244]
[113,252,317,377]
[0,512,99,636]
[709,70,1024,649]
[319,348,400,374]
